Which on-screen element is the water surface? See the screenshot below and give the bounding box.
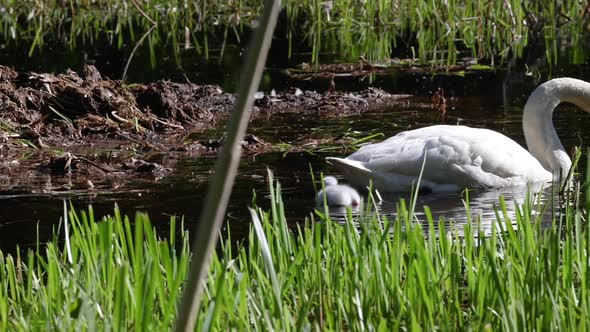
[2,68,589,252]
[2,36,590,251]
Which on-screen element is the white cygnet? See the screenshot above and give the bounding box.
[315,176,361,207]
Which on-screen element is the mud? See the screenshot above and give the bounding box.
[0,65,413,191]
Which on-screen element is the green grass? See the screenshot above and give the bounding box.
[1,0,588,66]
[1,166,590,329]
[0,207,190,331]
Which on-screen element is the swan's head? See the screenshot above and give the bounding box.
[323,176,338,187]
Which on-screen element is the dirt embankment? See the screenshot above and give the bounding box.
[0,65,411,192]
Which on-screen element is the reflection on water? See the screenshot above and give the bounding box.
[324,181,561,237]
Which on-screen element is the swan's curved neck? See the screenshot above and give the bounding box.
[523,78,590,178]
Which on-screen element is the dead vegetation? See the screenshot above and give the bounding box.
[0,65,413,190]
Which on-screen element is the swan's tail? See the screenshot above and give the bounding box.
[326,157,372,188]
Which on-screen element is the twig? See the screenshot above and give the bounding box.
[129,0,156,25]
[122,24,156,82]
[76,156,116,173]
[152,117,184,129]
[125,0,158,83]
[110,111,132,124]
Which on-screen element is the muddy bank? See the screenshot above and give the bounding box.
[0,65,412,144]
[0,65,414,192]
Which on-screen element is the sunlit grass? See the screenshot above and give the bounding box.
[1,165,589,329]
[0,207,190,330]
[1,0,588,66]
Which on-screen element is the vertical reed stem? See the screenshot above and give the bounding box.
[174,1,281,331]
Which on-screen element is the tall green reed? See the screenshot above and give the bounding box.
[0,206,190,330]
[1,0,587,67]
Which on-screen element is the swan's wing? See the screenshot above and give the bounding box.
[349,132,476,186]
[347,126,549,188]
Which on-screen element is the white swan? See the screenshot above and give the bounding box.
[327,77,589,192]
[315,176,361,206]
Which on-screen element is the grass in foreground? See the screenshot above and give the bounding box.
[0,207,190,331]
[1,171,589,330]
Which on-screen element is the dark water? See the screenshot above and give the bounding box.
[2,44,590,252]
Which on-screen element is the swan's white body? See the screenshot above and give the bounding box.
[316,176,361,206]
[327,78,590,192]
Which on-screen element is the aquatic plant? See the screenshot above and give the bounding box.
[1,0,588,66]
[0,207,190,330]
[0,155,589,329]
